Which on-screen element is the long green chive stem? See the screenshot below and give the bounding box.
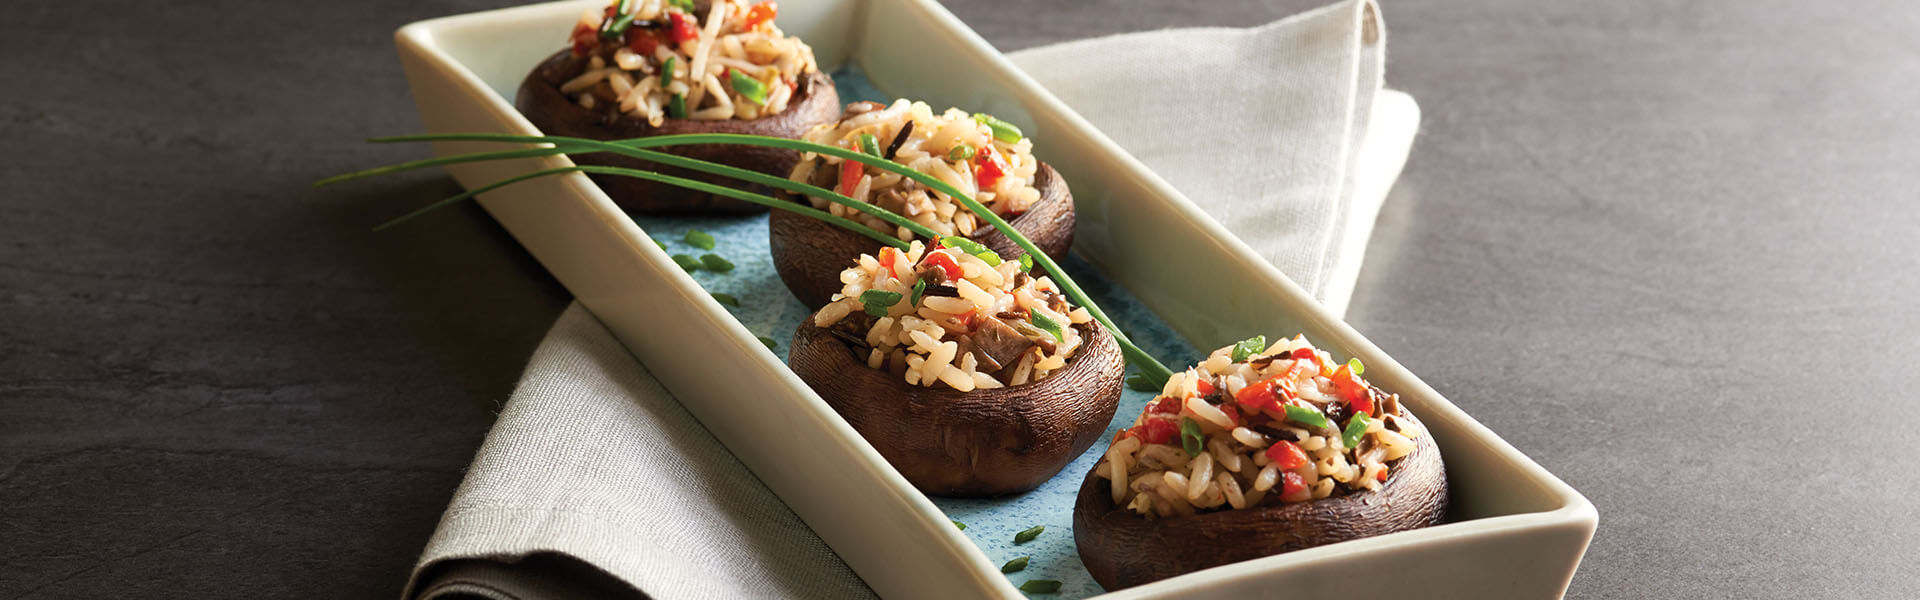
[323,135,941,241]
[373,164,906,248]
[359,132,1173,384]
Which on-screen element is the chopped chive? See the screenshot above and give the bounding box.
[1348,357,1365,375]
[699,253,734,272]
[729,69,768,105]
[1125,371,1160,392]
[667,0,693,11]
[668,93,687,119]
[951,519,966,530]
[1001,556,1029,573]
[599,0,635,40]
[948,144,975,162]
[1029,311,1063,343]
[683,229,715,249]
[1179,417,1204,457]
[858,132,882,157]
[1342,412,1372,449]
[660,56,676,84]
[710,292,739,307]
[1283,404,1331,430]
[671,254,701,272]
[973,113,1023,143]
[758,335,777,350]
[911,278,928,306]
[939,235,1001,266]
[1019,253,1033,272]
[1018,580,1061,594]
[1013,525,1044,544]
[1230,335,1266,362]
[859,289,903,317]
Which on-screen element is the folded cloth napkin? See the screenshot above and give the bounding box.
[406,1,1413,598]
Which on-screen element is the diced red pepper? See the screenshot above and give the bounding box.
[923,251,963,282]
[743,2,778,31]
[1280,471,1307,498]
[1137,418,1178,445]
[838,158,863,196]
[667,11,699,44]
[1145,397,1181,415]
[627,28,660,55]
[1332,364,1372,415]
[1234,375,1295,413]
[1377,466,1390,482]
[876,247,903,280]
[1194,378,1216,396]
[1264,441,1309,471]
[570,23,599,56]
[972,144,1006,188]
[1291,348,1315,360]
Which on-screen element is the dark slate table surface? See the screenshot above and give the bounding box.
[5,0,1916,598]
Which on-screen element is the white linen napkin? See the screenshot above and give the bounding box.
[406,1,1413,597]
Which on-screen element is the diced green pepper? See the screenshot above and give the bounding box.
[1030,311,1063,343]
[1230,335,1266,362]
[729,69,768,105]
[859,289,902,317]
[1342,412,1372,449]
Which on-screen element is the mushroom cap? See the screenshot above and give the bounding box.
[1073,410,1448,590]
[515,50,842,215]
[768,162,1075,308]
[788,315,1123,497]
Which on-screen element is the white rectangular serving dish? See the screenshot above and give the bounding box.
[393,1,1597,597]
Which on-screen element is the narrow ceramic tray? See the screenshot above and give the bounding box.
[392,1,1596,597]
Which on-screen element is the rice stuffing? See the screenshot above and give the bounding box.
[811,240,1093,391]
[1094,336,1426,518]
[563,0,818,125]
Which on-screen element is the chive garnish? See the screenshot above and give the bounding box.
[1001,556,1029,573]
[668,93,687,119]
[710,292,739,306]
[940,235,1001,266]
[699,253,733,272]
[600,0,635,40]
[1284,404,1331,430]
[1348,357,1364,375]
[1013,525,1044,544]
[671,254,701,272]
[973,113,1023,143]
[729,70,768,105]
[683,229,715,249]
[660,56,676,85]
[1230,335,1266,362]
[948,144,975,162]
[1018,580,1061,594]
[910,278,928,306]
[1179,417,1204,457]
[1029,311,1063,343]
[858,132,882,158]
[859,289,902,317]
[758,335,777,350]
[1342,412,1372,449]
[951,519,966,530]
[1125,371,1160,392]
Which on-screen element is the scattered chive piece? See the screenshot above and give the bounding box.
[939,235,1002,266]
[684,229,715,249]
[1342,412,1372,449]
[948,144,975,162]
[599,0,635,39]
[1013,525,1044,544]
[700,253,734,272]
[668,0,693,10]
[710,292,739,307]
[1029,311,1063,343]
[1348,357,1365,375]
[1001,556,1029,573]
[1284,404,1331,430]
[671,254,701,272]
[1125,371,1160,392]
[1018,580,1061,594]
[1230,335,1266,362]
[654,239,667,251]
[911,278,928,306]
[1179,417,1204,457]
[973,113,1023,143]
[729,69,768,105]
[860,289,903,317]
[951,519,966,530]
[668,93,687,119]
[858,132,882,157]
[660,56,676,84]
[1019,253,1033,272]
[758,335,776,350]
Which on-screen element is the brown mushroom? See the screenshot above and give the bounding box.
[1072,410,1448,590]
[768,161,1075,307]
[514,50,841,215]
[787,315,1123,497]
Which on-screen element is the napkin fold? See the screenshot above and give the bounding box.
[407,1,1413,597]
